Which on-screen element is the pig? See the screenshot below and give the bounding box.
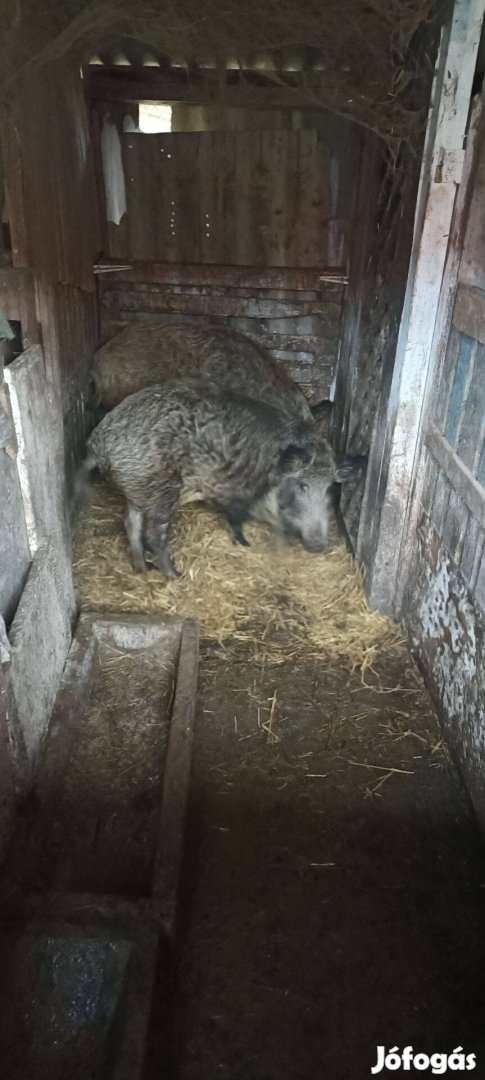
[92,320,329,423]
[85,379,316,578]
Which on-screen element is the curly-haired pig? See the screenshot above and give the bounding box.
[92,320,332,423]
[85,379,316,577]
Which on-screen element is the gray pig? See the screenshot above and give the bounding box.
[85,379,316,578]
[92,320,319,422]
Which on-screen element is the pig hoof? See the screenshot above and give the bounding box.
[132,556,148,573]
[232,535,250,548]
[164,564,182,579]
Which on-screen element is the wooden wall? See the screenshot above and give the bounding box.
[333,137,422,547]
[403,104,485,826]
[108,130,345,268]
[1,64,100,496]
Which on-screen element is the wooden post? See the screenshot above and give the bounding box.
[359,0,485,616]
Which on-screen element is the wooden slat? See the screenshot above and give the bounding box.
[87,69,350,110]
[431,468,451,537]
[94,260,347,289]
[455,340,485,473]
[460,516,484,589]
[444,332,475,446]
[420,455,438,514]
[441,487,469,563]
[426,423,485,530]
[453,284,485,346]
[99,284,333,319]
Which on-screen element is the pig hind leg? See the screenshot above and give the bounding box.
[124,503,146,573]
[144,491,181,579]
[223,498,251,547]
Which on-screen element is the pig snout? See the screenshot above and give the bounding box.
[276,474,330,553]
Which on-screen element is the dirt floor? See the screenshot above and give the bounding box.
[154,640,485,1080]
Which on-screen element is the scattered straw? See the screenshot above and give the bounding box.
[73,479,405,670]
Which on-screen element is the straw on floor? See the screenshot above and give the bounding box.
[73,479,405,671]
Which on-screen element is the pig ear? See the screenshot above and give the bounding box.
[310,400,333,420]
[334,454,368,482]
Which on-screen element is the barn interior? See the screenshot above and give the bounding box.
[1,1,485,1076]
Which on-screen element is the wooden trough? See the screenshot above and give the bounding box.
[0,611,199,1079]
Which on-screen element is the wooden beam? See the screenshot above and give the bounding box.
[94,260,347,290]
[426,423,485,528]
[88,69,329,110]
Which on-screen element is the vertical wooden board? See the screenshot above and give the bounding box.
[233,132,254,266]
[442,487,469,563]
[124,135,154,260]
[460,515,484,587]
[264,131,290,267]
[431,468,451,537]
[251,132,271,267]
[197,132,219,265]
[455,339,485,471]
[474,547,485,612]
[219,132,237,266]
[420,454,438,513]
[477,439,485,486]
[444,332,475,445]
[174,133,204,265]
[459,111,485,293]
[296,131,329,267]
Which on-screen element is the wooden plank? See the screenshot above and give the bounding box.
[426,422,485,529]
[87,69,353,110]
[474,547,485,611]
[434,325,462,429]
[444,332,476,445]
[363,0,485,615]
[99,284,334,320]
[431,468,452,537]
[95,260,347,289]
[459,109,485,292]
[442,487,469,562]
[420,454,438,513]
[5,66,99,291]
[453,284,485,344]
[455,340,485,471]
[460,515,484,587]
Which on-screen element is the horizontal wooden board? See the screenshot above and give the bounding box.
[94,260,347,289]
[99,285,336,320]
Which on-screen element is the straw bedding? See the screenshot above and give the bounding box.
[73,479,404,671]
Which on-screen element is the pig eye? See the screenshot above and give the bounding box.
[298,480,309,492]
